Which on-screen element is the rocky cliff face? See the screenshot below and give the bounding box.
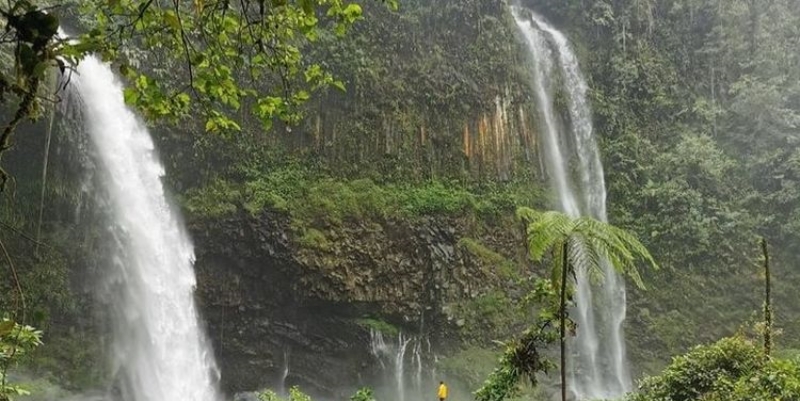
[189,209,525,398]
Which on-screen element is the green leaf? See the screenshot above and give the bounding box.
[205,119,218,132]
[0,320,15,336]
[343,3,362,17]
[119,63,135,79]
[123,87,139,105]
[164,10,180,30]
[298,0,315,14]
[331,80,346,92]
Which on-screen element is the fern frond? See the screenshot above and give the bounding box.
[521,210,657,291]
[527,211,574,261]
[568,234,604,283]
[516,206,541,223]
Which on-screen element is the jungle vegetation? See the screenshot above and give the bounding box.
[2,0,800,400]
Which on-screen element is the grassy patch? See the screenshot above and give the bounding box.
[183,165,543,228]
[458,238,518,279]
[355,318,399,337]
[296,228,332,251]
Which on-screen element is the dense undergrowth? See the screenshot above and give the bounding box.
[183,163,543,227]
[627,336,800,401]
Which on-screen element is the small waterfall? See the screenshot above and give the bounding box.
[368,330,434,401]
[70,55,220,401]
[280,348,291,395]
[394,334,411,401]
[412,341,423,396]
[370,329,390,369]
[512,7,631,400]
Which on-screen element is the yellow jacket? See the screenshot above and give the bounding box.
[438,383,448,399]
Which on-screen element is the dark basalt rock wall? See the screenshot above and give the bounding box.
[189,210,522,398]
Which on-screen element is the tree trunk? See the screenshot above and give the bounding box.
[560,241,569,401]
[761,238,772,356]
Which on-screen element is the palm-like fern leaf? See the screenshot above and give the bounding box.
[519,208,657,289]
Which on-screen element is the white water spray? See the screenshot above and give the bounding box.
[512,7,631,399]
[368,330,435,401]
[71,55,221,401]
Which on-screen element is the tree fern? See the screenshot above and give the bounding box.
[515,207,658,401]
[518,207,657,289]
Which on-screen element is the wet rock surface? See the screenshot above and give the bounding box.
[189,210,522,397]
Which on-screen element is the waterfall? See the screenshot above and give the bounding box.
[280,348,291,395]
[368,330,434,401]
[370,329,390,370]
[70,55,221,401]
[412,340,423,396]
[394,334,411,401]
[512,7,631,400]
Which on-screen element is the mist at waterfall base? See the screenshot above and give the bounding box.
[230,330,456,401]
[512,7,632,400]
[367,331,437,401]
[68,55,221,401]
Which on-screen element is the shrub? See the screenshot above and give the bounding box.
[627,336,800,401]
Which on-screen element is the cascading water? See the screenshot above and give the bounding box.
[512,7,631,400]
[71,55,221,401]
[394,335,410,401]
[412,341,422,395]
[368,330,432,401]
[279,348,291,395]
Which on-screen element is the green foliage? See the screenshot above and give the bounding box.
[517,208,657,290]
[400,182,475,216]
[350,387,376,401]
[0,0,65,189]
[1,317,43,401]
[258,386,377,401]
[259,387,312,401]
[627,336,800,401]
[296,228,331,251]
[474,279,559,401]
[0,0,398,189]
[355,318,398,337]
[457,238,517,280]
[185,165,540,228]
[474,318,558,401]
[67,0,395,131]
[729,358,800,401]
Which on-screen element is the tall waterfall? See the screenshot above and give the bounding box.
[512,7,631,399]
[71,55,221,401]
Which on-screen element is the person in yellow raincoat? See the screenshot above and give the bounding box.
[438,381,448,401]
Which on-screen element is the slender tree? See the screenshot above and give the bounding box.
[761,237,772,356]
[516,208,658,401]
